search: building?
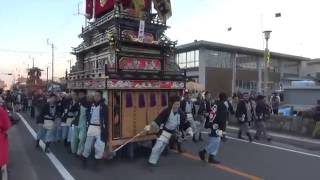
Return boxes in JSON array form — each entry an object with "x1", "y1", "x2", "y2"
[
  {"x1": 0, "y1": 79, "x2": 6, "y2": 89},
  {"x1": 301, "y1": 58, "x2": 320, "y2": 81},
  {"x1": 284, "y1": 86, "x2": 320, "y2": 106},
  {"x1": 176, "y1": 40, "x2": 310, "y2": 96},
  {"x1": 17, "y1": 76, "x2": 27, "y2": 84}
]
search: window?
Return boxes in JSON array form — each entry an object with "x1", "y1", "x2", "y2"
[
  {"x1": 195, "y1": 50, "x2": 199, "y2": 61},
  {"x1": 236, "y1": 55, "x2": 258, "y2": 69},
  {"x1": 139, "y1": 94, "x2": 145, "y2": 108},
  {"x1": 176, "y1": 54, "x2": 179, "y2": 64},
  {"x1": 177, "y1": 50, "x2": 200, "y2": 68},
  {"x1": 161, "y1": 93, "x2": 167, "y2": 106},
  {"x1": 178, "y1": 53, "x2": 187, "y2": 68},
  {"x1": 126, "y1": 93, "x2": 133, "y2": 108},
  {"x1": 195, "y1": 61, "x2": 199, "y2": 67},
  {"x1": 179, "y1": 63, "x2": 186, "y2": 68},
  {"x1": 187, "y1": 51, "x2": 194, "y2": 62},
  {"x1": 150, "y1": 93, "x2": 157, "y2": 107},
  {"x1": 187, "y1": 62, "x2": 195, "y2": 68}
]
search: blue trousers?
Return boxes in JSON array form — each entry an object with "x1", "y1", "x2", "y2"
[
  {"x1": 205, "y1": 136, "x2": 221, "y2": 156},
  {"x1": 57, "y1": 125, "x2": 73, "y2": 142},
  {"x1": 37, "y1": 126, "x2": 55, "y2": 143}
]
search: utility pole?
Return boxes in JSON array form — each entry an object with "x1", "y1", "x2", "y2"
[
  {"x1": 47, "y1": 39, "x2": 55, "y2": 82},
  {"x1": 73, "y1": 1, "x2": 88, "y2": 27},
  {"x1": 28, "y1": 56, "x2": 35, "y2": 68},
  {"x1": 263, "y1": 30, "x2": 272, "y2": 96},
  {"x1": 46, "y1": 66, "x2": 49, "y2": 84},
  {"x1": 231, "y1": 53, "x2": 237, "y2": 96},
  {"x1": 68, "y1": 59, "x2": 72, "y2": 71}
]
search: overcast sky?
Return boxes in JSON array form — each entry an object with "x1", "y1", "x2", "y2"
[{"x1": 1, "y1": 0, "x2": 319, "y2": 86}]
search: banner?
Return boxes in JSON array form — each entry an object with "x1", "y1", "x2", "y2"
[
  {"x1": 87, "y1": 0, "x2": 152, "y2": 19},
  {"x1": 122, "y1": 30, "x2": 156, "y2": 44},
  {"x1": 119, "y1": 57, "x2": 161, "y2": 71},
  {"x1": 153, "y1": 0, "x2": 172, "y2": 22},
  {"x1": 95, "y1": 0, "x2": 115, "y2": 18},
  {"x1": 86, "y1": 0, "x2": 93, "y2": 18},
  {"x1": 107, "y1": 80, "x2": 185, "y2": 89},
  {"x1": 138, "y1": 20, "x2": 145, "y2": 42}
]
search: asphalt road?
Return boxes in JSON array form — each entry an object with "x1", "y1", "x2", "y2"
[{"x1": 6, "y1": 112, "x2": 320, "y2": 180}]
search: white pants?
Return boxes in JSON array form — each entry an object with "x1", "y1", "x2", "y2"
[
  {"x1": 187, "y1": 114, "x2": 200, "y2": 136},
  {"x1": 1, "y1": 165, "x2": 8, "y2": 180},
  {"x1": 148, "y1": 139, "x2": 167, "y2": 165},
  {"x1": 82, "y1": 134, "x2": 105, "y2": 159},
  {"x1": 148, "y1": 131, "x2": 171, "y2": 165}
]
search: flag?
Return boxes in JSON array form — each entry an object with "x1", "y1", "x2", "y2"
[
  {"x1": 153, "y1": 0, "x2": 172, "y2": 23},
  {"x1": 86, "y1": 0, "x2": 93, "y2": 19},
  {"x1": 132, "y1": 0, "x2": 146, "y2": 17},
  {"x1": 265, "y1": 50, "x2": 271, "y2": 64},
  {"x1": 267, "y1": 51, "x2": 271, "y2": 64},
  {"x1": 129, "y1": 0, "x2": 151, "y2": 17},
  {"x1": 95, "y1": 0, "x2": 116, "y2": 18}
]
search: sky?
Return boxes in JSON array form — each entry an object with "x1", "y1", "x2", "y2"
[{"x1": 1, "y1": 0, "x2": 320, "y2": 86}]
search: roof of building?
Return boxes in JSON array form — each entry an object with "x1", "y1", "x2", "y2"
[
  {"x1": 284, "y1": 86, "x2": 320, "y2": 90},
  {"x1": 308, "y1": 58, "x2": 320, "y2": 65},
  {"x1": 177, "y1": 40, "x2": 311, "y2": 61}
]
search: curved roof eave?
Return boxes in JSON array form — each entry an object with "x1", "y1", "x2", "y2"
[{"x1": 177, "y1": 40, "x2": 311, "y2": 62}]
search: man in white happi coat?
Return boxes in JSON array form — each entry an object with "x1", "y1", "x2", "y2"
[{"x1": 144, "y1": 96, "x2": 193, "y2": 166}]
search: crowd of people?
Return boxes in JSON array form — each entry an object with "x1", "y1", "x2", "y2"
[
  {"x1": 29, "y1": 89, "x2": 108, "y2": 168},
  {"x1": 158, "y1": 90, "x2": 274, "y2": 165},
  {"x1": 0, "y1": 87, "x2": 277, "y2": 177}
]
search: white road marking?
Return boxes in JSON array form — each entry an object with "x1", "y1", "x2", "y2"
[
  {"x1": 202, "y1": 131, "x2": 320, "y2": 159},
  {"x1": 227, "y1": 126, "x2": 320, "y2": 145},
  {"x1": 227, "y1": 136, "x2": 320, "y2": 159},
  {"x1": 17, "y1": 113, "x2": 75, "y2": 180}
]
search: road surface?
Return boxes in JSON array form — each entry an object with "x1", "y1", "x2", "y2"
[{"x1": 6, "y1": 112, "x2": 320, "y2": 180}]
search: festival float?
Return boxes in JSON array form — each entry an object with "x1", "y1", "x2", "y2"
[
  {"x1": 26, "y1": 67, "x2": 46, "y2": 93},
  {"x1": 68, "y1": 0, "x2": 185, "y2": 153}
]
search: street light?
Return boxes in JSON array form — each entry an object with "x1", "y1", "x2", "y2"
[
  {"x1": 47, "y1": 39, "x2": 55, "y2": 82},
  {"x1": 263, "y1": 30, "x2": 272, "y2": 96},
  {"x1": 263, "y1": 30, "x2": 272, "y2": 42}
]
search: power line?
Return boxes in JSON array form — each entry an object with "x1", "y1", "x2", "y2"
[{"x1": 0, "y1": 48, "x2": 70, "y2": 54}]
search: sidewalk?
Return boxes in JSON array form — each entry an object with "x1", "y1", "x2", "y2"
[{"x1": 227, "y1": 126, "x2": 320, "y2": 145}]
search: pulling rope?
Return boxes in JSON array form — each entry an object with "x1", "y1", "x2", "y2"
[{"x1": 112, "y1": 130, "x2": 147, "y2": 154}]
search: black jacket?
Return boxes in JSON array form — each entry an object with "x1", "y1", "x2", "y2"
[
  {"x1": 198, "y1": 100, "x2": 212, "y2": 116},
  {"x1": 205, "y1": 100, "x2": 228, "y2": 137},
  {"x1": 61, "y1": 101, "x2": 80, "y2": 123},
  {"x1": 33, "y1": 94, "x2": 46, "y2": 108},
  {"x1": 37, "y1": 103, "x2": 58, "y2": 124},
  {"x1": 153, "y1": 107, "x2": 191, "y2": 134},
  {"x1": 236, "y1": 100, "x2": 254, "y2": 123},
  {"x1": 86, "y1": 100, "x2": 108, "y2": 142},
  {"x1": 255, "y1": 100, "x2": 269, "y2": 121},
  {"x1": 180, "y1": 99, "x2": 196, "y2": 115}
]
